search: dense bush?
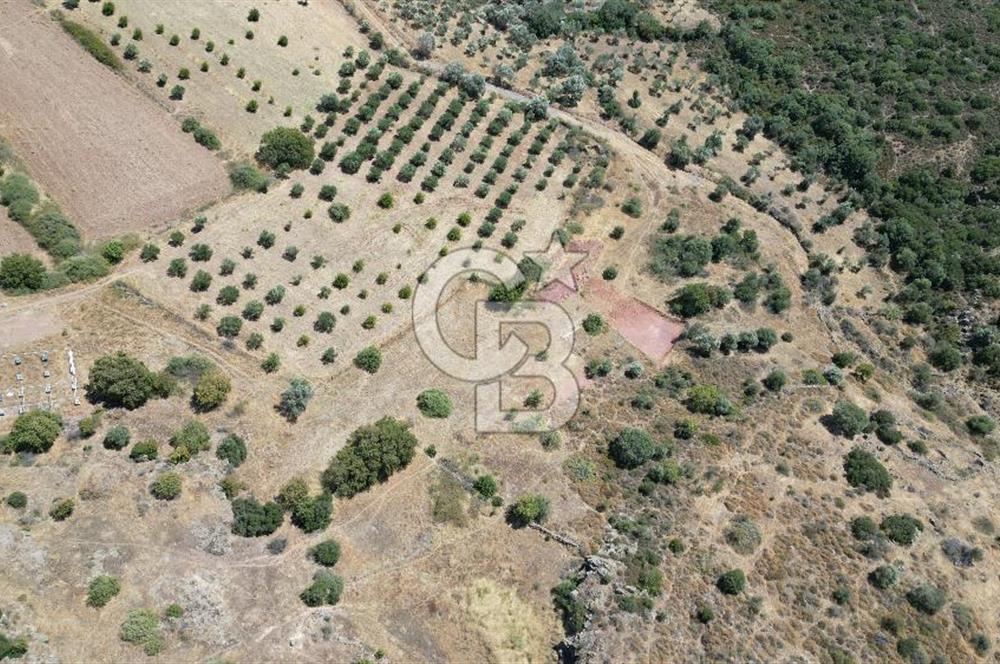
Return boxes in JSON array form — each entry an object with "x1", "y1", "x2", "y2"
[
  {"x1": 277, "y1": 379, "x2": 313, "y2": 422},
  {"x1": 85, "y1": 574, "x2": 121, "y2": 608},
  {"x1": 6, "y1": 492, "x2": 27, "y2": 509},
  {"x1": 311, "y1": 539, "x2": 341, "y2": 566},
  {"x1": 129, "y1": 440, "x2": 158, "y2": 462},
  {"x1": 670, "y1": 283, "x2": 731, "y2": 317},
  {"x1": 608, "y1": 427, "x2": 656, "y2": 469},
  {"x1": 826, "y1": 400, "x2": 869, "y2": 437},
  {"x1": 906, "y1": 584, "x2": 946, "y2": 615},
  {"x1": 686, "y1": 384, "x2": 731, "y2": 415},
  {"x1": 300, "y1": 570, "x2": 343, "y2": 606},
  {"x1": 881, "y1": 514, "x2": 923, "y2": 546},
  {"x1": 192, "y1": 371, "x2": 231, "y2": 411},
  {"x1": 150, "y1": 472, "x2": 182, "y2": 500},
  {"x1": 229, "y1": 162, "x2": 268, "y2": 192},
  {"x1": 716, "y1": 569, "x2": 746, "y2": 595},
  {"x1": 85, "y1": 353, "x2": 158, "y2": 410},
  {"x1": 169, "y1": 419, "x2": 211, "y2": 455},
  {"x1": 868, "y1": 564, "x2": 899, "y2": 589},
  {"x1": 102, "y1": 425, "x2": 130, "y2": 451},
  {"x1": 119, "y1": 608, "x2": 163, "y2": 655},
  {"x1": 256, "y1": 127, "x2": 315, "y2": 170},
  {"x1": 506, "y1": 493, "x2": 550, "y2": 528},
  {"x1": 60, "y1": 18, "x2": 122, "y2": 70},
  {"x1": 416, "y1": 389, "x2": 453, "y2": 418},
  {"x1": 7, "y1": 410, "x2": 62, "y2": 453},
  {"x1": 291, "y1": 493, "x2": 333, "y2": 533},
  {"x1": 0, "y1": 254, "x2": 46, "y2": 292},
  {"x1": 354, "y1": 346, "x2": 382, "y2": 373},
  {"x1": 216, "y1": 433, "x2": 246, "y2": 467},
  {"x1": 843, "y1": 448, "x2": 892, "y2": 496},
  {"x1": 321, "y1": 417, "x2": 418, "y2": 498},
  {"x1": 231, "y1": 497, "x2": 283, "y2": 536},
  {"x1": 49, "y1": 498, "x2": 74, "y2": 521}
]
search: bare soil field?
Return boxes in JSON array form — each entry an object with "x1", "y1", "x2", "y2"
[
  {"x1": 0, "y1": 208, "x2": 40, "y2": 258},
  {"x1": 0, "y1": 1, "x2": 229, "y2": 240}
]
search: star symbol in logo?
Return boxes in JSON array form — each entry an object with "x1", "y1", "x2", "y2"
[{"x1": 523, "y1": 233, "x2": 589, "y2": 293}]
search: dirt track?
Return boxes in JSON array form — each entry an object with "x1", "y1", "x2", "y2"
[{"x1": 0, "y1": 1, "x2": 229, "y2": 241}]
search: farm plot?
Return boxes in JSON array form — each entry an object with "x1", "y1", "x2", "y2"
[
  {"x1": 0, "y1": 2, "x2": 228, "y2": 240},
  {"x1": 69, "y1": 0, "x2": 370, "y2": 156}
]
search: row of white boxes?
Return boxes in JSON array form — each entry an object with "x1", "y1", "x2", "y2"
[{"x1": 0, "y1": 349, "x2": 77, "y2": 418}]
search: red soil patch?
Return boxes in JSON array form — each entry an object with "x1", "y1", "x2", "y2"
[
  {"x1": 539, "y1": 240, "x2": 685, "y2": 365},
  {"x1": 0, "y1": 4, "x2": 229, "y2": 240}
]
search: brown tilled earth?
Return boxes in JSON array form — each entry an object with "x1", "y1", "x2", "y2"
[{"x1": 0, "y1": 1, "x2": 229, "y2": 241}]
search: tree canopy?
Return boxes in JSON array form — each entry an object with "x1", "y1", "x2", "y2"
[{"x1": 321, "y1": 417, "x2": 418, "y2": 498}]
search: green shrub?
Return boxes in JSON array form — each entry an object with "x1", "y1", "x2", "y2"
[
  {"x1": 216, "y1": 315, "x2": 242, "y2": 338},
  {"x1": 850, "y1": 516, "x2": 878, "y2": 540},
  {"x1": 328, "y1": 202, "x2": 351, "y2": 222},
  {"x1": 150, "y1": 471, "x2": 182, "y2": 500},
  {"x1": 686, "y1": 384, "x2": 731, "y2": 415},
  {"x1": 119, "y1": 608, "x2": 163, "y2": 655},
  {"x1": 0, "y1": 632, "x2": 28, "y2": 659},
  {"x1": 966, "y1": 415, "x2": 995, "y2": 436},
  {"x1": 416, "y1": 389, "x2": 453, "y2": 418},
  {"x1": 826, "y1": 400, "x2": 869, "y2": 437},
  {"x1": 278, "y1": 379, "x2": 313, "y2": 422},
  {"x1": 880, "y1": 514, "x2": 923, "y2": 546},
  {"x1": 473, "y1": 474, "x2": 498, "y2": 499},
  {"x1": 716, "y1": 569, "x2": 746, "y2": 595},
  {"x1": 49, "y1": 498, "x2": 74, "y2": 521},
  {"x1": 129, "y1": 440, "x2": 157, "y2": 462},
  {"x1": 321, "y1": 417, "x2": 418, "y2": 498},
  {"x1": 8, "y1": 410, "x2": 62, "y2": 453},
  {"x1": 87, "y1": 575, "x2": 121, "y2": 607},
  {"x1": 582, "y1": 313, "x2": 605, "y2": 335},
  {"x1": 300, "y1": 570, "x2": 343, "y2": 606},
  {"x1": 868, "y1": 564, "x2": 899, "y2": 589},
  {"x1": 0, "y1": 254, "x2": 47, "y2": 292},
  {"x1": 506, "y1": 493, "x2": 550, "y2": 527},
  {"x1": 231, "y1": 497, "x2": 283, "y2": 536},
  {"x1": 169, "y1": 420, "x2": 210, "y2": 454},
  {"x1": 608, "y1": 427, "x2": 656, "y2": 469},
  {"x1": 761, "y1": 370, "x2": 787, "y2": 392},
  {"x1": 102, "y1": 425, "x2": 130, "y2": 451},
  {"x1": 670, "y1": 283, "x2": 730, "y2": 317},
  {"x1": 6, "y1": 491, "x2": 27, "y2": 509},
  {"x1": 311, "y1": 539, "x2": 341, "y2": 566},
  {"x1": 192, "y1": 371, "x2": 231, "y2": 411},
  {"x1": 843, "y1": 448, "x2": 892, "y2": 496},
  {"x1": 229, "y1": 161, "x2": 268, "y2": 191},
  {"x1": 216, "y1": 433, "x2": 246, "y2": 467},
  {"x1": 291, "y1": 493, "x2": 333, "y2": 532},
  {"x1": 724, "y1": 515, "x2": 762, "y2": 554},
  {"x1": 354, "y1": 346, "x2": 382, "y2": 373},
  {"x1": 85, "y1": 352, "x2": 157, "y2": 410},
  {"x1": 906, "y1": 584, "x2": 946, "y2": 615},
  {"x1": 256, "y1": 127, "x2": 315, "y2": 170}
]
